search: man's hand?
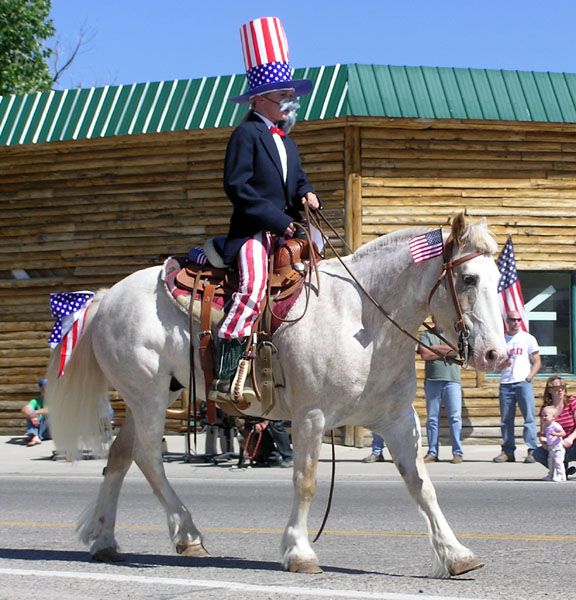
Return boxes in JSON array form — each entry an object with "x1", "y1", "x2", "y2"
[
  {"x1": 301, "y1": 191, "x2": 320, "y2": 210},
  {"x1": 284, "y1": 222, "x2": 296, "y2": 238}
]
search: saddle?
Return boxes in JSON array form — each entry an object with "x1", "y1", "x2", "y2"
[
  {"x1": 173, "y1": 235, "x2": 321, "y2": 420},
  {"x1": 175, "y1": 236, "x2": 318, "y2": 298}
]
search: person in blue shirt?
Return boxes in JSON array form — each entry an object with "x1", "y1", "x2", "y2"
[{"x1": 22, "y1": 378, "x2": 50, "y2": 446}]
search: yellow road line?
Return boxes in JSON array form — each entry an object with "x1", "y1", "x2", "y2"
[{"x1": 1, "y1": 521, "x2": 575, "y2": 542}]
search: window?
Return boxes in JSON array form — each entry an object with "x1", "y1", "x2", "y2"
[{"x1": 521, "y1": 272, "x2": 573, "y2": 374}]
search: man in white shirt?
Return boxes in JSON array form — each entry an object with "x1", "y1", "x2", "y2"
[{"x1": 493, "y1": 310, "x2": 541, "y2": 463}]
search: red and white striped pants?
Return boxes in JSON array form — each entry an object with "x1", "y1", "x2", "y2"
[{"x1": 218, "y1": 231, "x2": 273, "y2": 340}]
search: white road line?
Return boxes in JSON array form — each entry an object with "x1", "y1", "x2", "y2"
[{"x1": 0, "y1": 567, "x2": 485, "y2": 600}]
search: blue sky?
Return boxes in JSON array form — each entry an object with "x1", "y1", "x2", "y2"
[{"x1": 50, "y1": 1, "x2": 575, "y2": 90}]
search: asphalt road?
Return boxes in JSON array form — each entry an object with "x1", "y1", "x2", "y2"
[{"x1": 0, "y1": 437, "x2": 572, "y2": 599}]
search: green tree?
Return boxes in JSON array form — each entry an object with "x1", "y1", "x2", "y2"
[{"x1": 0, "y1": 0, "x2": 55, "y2": 95}]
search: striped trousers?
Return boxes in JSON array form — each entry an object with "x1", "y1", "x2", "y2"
[{"x1": 218, "y1": 231, "x2": 273, "y2": 340}]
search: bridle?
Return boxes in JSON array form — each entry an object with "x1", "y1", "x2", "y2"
[{"x1": 426, "y1": 235, "x2": 484, "y2": 366}]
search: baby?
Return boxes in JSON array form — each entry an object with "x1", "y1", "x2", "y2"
[{"x1": 540, "y1": 405, "x2": 566, "y2": 482}]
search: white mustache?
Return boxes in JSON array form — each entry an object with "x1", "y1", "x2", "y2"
[{"x1": 279, "y1": 100, "x2": 300, "y2": 134}]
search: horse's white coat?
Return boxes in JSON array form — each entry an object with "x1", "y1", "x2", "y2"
[{"x1": 45, "y1": 216, "x2": 506, "y2": 577}]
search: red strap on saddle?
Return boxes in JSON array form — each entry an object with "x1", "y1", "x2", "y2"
[{"x1": 199, "y1": 282, "x2": 217, "y2": 425}]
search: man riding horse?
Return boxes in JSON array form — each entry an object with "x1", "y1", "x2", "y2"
[{"x1": 211, "y1": 16, "x2": 321, "y2": 396}]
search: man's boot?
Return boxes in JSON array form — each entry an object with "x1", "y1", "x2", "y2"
[{"x1": 211, "y1": 337, "x2": 246, "y2": 395}]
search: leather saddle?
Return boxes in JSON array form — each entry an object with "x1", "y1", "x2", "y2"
[
  {"x1": 172, "y1": 234, "x2": 321, "y2": 422},
  {"x1": 174, "y1": 235, "x2": 320, "y2": 302}
]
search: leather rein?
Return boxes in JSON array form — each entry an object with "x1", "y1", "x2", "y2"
[{"x1": 308, "y1": 207, "x2": 485, "y2": 367}]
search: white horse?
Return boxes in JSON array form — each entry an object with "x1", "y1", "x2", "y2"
[{"x1": 45, "y1": 213, "x2": 506, "y2": 577}]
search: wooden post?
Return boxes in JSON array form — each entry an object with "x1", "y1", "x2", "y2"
[
  {"x1": 344, "y1": 124, "x2": 362, "y2": 250},
  {"x1": 354, "y1": 426, "x2": 367, "y2": 448},
  {"x1": 344, "y1": 125, "x2": 366, "y2": 447},
  {"x1": 343, "y1": 425, "x2": 355, "y2": 446}
]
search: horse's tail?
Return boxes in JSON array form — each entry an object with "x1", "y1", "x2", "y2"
[{"x1": 44, "y1": 289, "x2": 111, "y2": 460}]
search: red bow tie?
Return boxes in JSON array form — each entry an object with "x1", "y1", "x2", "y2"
[{"x1": 269, "y1": 126, "x2": 285, "y2": 137}]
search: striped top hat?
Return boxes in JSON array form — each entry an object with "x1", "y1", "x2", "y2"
[{"x1": 230, "y1": 16, "x2": 313, "y2": 103}]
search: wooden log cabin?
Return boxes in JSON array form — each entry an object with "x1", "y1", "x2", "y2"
[{"x1": 1, "y1": 63, "x2": 575, "y2": 446}]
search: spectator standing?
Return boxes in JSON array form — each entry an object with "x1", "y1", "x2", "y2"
[
  {"x1": 362, "y1": 433, "x2": 386, "y2": 463},
  {"x1": 418, "y1": 331, "x2": 464, "y2": 464},
  {"x1": 22, "y1": 378, "x2": 49, "y2": 446},
  {"x1": 533, "y1": 375, "x2": 576, "y2": 477},
  {"x1": 539, "y1": 405, "x2": 566, "y2": 481},
  {"x1": 493, "y1": 310, "x2": 541, "y2": 463}
]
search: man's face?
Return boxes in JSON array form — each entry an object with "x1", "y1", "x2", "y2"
[
  {"x1": 506, "y1": 313, "x2": 522, "y2": 334},
  {"x1": 254, "y1": 90, "x2": 295, "y2": 122}
]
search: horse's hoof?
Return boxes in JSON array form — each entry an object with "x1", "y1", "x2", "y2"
[
  {"x1": 92, "y1": 547, "x2": 124, "y2": 562},
  {"x1": 285, "y1": 558, "x2": 323, "y2": 574},
  {"x1": 177, "y1": 542, "x2": 210, "y2": 558},
  {"x1": 449, "y1": 558, "x2": 484, "y2": 576}
]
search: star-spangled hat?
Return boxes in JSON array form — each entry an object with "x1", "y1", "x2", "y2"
[{"x1": 230, "y1": 16, "x2": 313, "y2": 104}]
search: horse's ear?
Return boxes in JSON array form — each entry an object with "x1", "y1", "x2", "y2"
[{"x1": 450, "y1": 212, "x2": 467, "y2": 245}]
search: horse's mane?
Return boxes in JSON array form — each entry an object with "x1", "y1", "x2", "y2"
[
  {"x1": 350, "y1": 226, "x2": 424, "y2": 263},
  {"x1": 350, "y1": 218, "x2": 497, "y2": 263}
]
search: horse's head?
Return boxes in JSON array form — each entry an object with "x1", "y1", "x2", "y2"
[{"x1": 429, "y1": 213, "x2": 507, "y2": 372}]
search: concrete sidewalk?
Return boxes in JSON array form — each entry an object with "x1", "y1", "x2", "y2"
[{"x1": 0, "y1": 433, "x2": 550, "y2": 482}]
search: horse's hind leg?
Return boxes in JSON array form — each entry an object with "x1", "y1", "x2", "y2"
[
  {"x1": 383, "y1": 408, "x2": 483, "y2": 578},
  {"x1": 130, "y1": 403, "x2": 207, "y2": 557},
  {"x1": 281, "y1": 409, "x2": 324, "y2": 574},
  {"x1": 78, "y1": 411, "x2": 136, "y2": 561}
]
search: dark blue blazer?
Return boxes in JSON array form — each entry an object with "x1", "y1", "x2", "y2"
[{"x1": 222, "y1": 112, "x2": 314, "y2": 264}]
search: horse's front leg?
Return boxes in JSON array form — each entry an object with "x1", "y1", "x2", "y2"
[
  {"x1": 281, "y1": 409, "x2": 324, "y2": 574},
  {"x1": 383, "y1": 408, "x2": 483, "y2": 578}
]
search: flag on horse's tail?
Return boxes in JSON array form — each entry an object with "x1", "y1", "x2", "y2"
[
  {"x1": 48, "y1": 291, "x2": 95, "y2": 377},
  {"x1": 496, "y1": 236, "x2": 528, "y2": 331},
  {"x1": 409, "y1": 229, "x2": 444, "y2": 263}
]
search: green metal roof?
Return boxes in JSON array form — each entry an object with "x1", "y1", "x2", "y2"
[{"x1": 2, "y1": 63, "x2": 576, "y2": 147}]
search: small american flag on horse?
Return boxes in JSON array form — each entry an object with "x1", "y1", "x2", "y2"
[
  {"x1": 48, "y1": 291, "x2": 95, "y2": 377},
  {"x1": 496, "y1": 236, "x2": 528, "y2": 331},
  {"x1": 409, "y1": 229, "x2": 444, "y2": 263}
]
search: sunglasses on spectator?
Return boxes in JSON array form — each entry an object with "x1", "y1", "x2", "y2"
[
  {"x1": 549, "y1": 385, "x2": 566, "y2": 391},
  {"x1": 507, "y1": 317, "x2": 522, "y2": 322}
]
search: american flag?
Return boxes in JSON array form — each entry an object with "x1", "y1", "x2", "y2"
[
  {"x1": 409, "y1": 229, "x2": 444, "y2": 263},
  {"x1": 48, "y1": 291, "x2": 95, "y2": 377},
  {"x1": 496, "y1": 237, "x2": 528, "y2": 331}
]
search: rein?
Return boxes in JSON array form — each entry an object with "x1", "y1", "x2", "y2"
[{"x1": 308, "y1": 210, "x2": 473, "y2": 365}]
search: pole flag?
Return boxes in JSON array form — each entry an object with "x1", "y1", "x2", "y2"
[{"x1": 496, "y1": 236, "x2": 528, "y2": 331}]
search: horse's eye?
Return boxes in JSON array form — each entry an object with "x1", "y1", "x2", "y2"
[{"x1": 462, "y1": 274, "x2": 477, "y2": 286}]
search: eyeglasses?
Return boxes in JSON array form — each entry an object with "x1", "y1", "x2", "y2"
[
  {"x1": 507, "y1": 318, "x2": 522, "y2": 322},
  {"x1": 549, "y1": 386, "x2": 566, "y2": 392}
]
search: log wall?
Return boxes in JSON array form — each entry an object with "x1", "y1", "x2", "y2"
[
  {"x1": 0, "y1": 123, "x2": 345, "y2": 435},
  {"x1": 352, "y1": 119, "x2": 576, "y2": 447},
  {"x1": 2, "y1": 116, "x2": 575, "y2": 446}
]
